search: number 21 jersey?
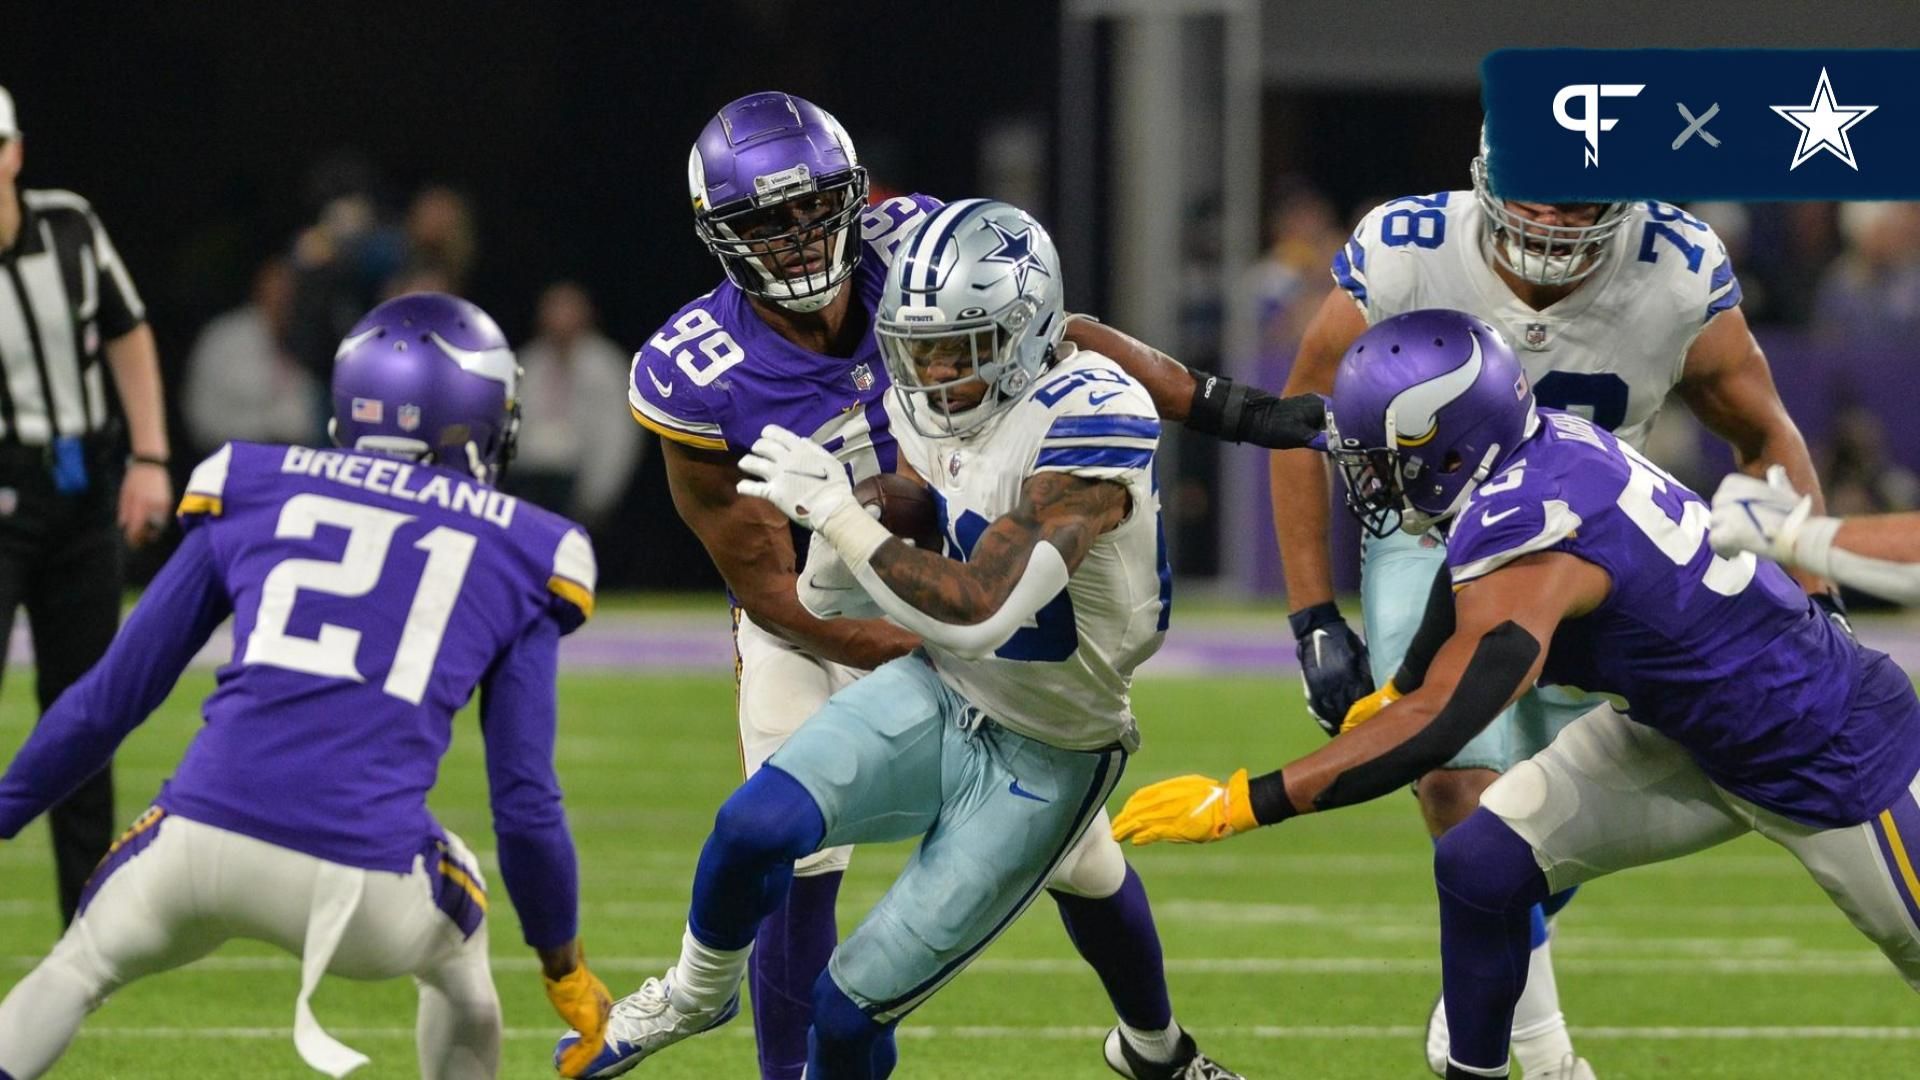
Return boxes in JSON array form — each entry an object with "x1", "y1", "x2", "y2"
[{"x1": 160, "y1": 441, "x2": 596, "y2": 871}]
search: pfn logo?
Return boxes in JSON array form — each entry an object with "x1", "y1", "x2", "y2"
[{"x1": 1553, "y1": 83, "x2": 1645, "y2": 167}]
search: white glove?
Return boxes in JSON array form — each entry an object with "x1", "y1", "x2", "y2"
[
  {"x1": 737, "y1": 425, "x2": 856, "y2": 531},
  {"x1": 1708, "y1": 465, "x2": 1812, "y2": 564}
]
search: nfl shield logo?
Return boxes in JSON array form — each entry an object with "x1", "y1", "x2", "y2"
[
  {"x1": 948, "y1": 451, "x2": 964, "y2": 479},
  {"x1": 351, "y1": 397, "x2": 384, "y2": 423},
  {"x1": 850, "y1": 363, "x2": 875, "y2": 392},
  {"x1": 397, "y1": 404, "x2": 422, "y2": 432},
  {"x1": 1523, "y1": 322, "x2": 1550, "y2": 350}
]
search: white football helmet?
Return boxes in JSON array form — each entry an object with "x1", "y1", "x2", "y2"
[
  {"x1": 1470, "y1": 125, "x2": 1631, "y2": 287},
  {"x1": 876, "y1": 199, "x2": 1066, "y2": 438}
]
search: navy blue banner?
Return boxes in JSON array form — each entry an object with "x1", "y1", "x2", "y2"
[{"x1": 1482, "y1": 49, "x2": 1919, "y2": 201}]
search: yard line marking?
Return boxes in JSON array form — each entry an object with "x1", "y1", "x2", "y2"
[
  {"x1": 73, "y1": 1024, "x2": 1920, "y2": 1041},
  {"x1": 10, "y1": 954, "x2": 1898, "y2": 976}
]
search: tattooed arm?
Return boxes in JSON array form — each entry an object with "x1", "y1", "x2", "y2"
[
  {"x1": 736, "y1": 424, "x2": 1128, "y2": 658},
  {"x1": 867, "y1": 472, "x2": 1130, "y2": 625}
]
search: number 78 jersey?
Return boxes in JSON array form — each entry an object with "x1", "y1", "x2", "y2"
[{"x1": 1332, "y1": 193, "x2": 1742, "y2": 450}]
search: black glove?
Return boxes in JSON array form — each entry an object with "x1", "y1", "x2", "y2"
[
  {"x1": 1289, "y1": 602, "x2": 1373, "y2": 737},
  {"x1": 1186, "y1": 372, "x2": 1326, "y2": 451},
  {"x1": 1812, "y1": 591, "x2": 1855, "y2": 640}
]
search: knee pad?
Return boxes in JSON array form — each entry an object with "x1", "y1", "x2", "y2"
[
  {"x1": 1046, "y1": 817, "x2": 1127, "y2": 899},
  {"x1": 711, "y1": 767, "x2": 827, "y2": 864},
  {"x1": 1434, "y1": 808, "x2": 1550, "y2": 915}
]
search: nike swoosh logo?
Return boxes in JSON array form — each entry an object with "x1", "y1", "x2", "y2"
[
  {"x1": 1088, "y1": 391, "x2": 1123, "y2": 406},
  {"x1": 1481, "y1": 507, "x2": 1520, "y2": 527},
  {"x1": 1008, "y1": 779, "x2": 1049, "y2": 803},
  {"x1": 1190, "y1": 787, "x2": 1225, "y2": 819},
  {"x1": 646, "y1": 366, "x2": 674, "y2": 399}
]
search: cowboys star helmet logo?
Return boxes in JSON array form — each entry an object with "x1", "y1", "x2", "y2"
[{"x1": 979, "y1": 218, "x2": 1052, "y2": 294}]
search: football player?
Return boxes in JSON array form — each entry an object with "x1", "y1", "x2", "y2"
[
  {"x1": 564, "y1": 199, "x2": 1238, "y2": 1080},
  {"x1": 1710, "y1": 466, "x2": 1920, "y2": 604},
  {"x1": 1116, "y1": 309, "x2": 1920, "y2": 1080},
  {"x1": 614, "y1": 91, "x2": 1289, "y2": 1080},
  {"x1": 1265, "y1": 132, "x2": 1830, "y2": 1075},
  {"x1": 0, "y1": 293, "x2": 613, "y2": 1079}
]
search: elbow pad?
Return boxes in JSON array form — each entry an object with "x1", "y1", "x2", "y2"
[
  {"x1": 851, "y1": 541, "x2": 1071, "y2": 660},
  {"x1": 797, "y1": 537, "x2": 883, "y2": 620},
  {"x1": 1315, "y1": 621, "x2": 1540, "y2": 812}
]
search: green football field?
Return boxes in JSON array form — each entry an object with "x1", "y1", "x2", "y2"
[{"x1": 2, "y1": 670, "x2": 1916, "y2": 1078}]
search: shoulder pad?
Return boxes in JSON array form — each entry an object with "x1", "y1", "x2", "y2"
[
  {"x1": 1448, "y1": 455, "x2": 1581, "y2": 584},
  {"x1": 177, "y1": 443, "x2": 235, "y2": 525},
  {"x1": 861, "y1": 194, "x2": 944, "y2": 268},
  {"x1": 546, "y1": 528, "x2": 598, "y2": 632},
  {"x1": 631, "y1": 302, "x2": 735, "y2": 451},
  {"x1": 1029, "y1": 354, "x2": 1159, "y2": 480}
]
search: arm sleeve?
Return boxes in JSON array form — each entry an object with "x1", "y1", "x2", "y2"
[
  {"x1": 479, "y1": 614, "x2": 580, "y2": 949},
  {"x1": 0, "y1": 527, "x2": 230, "y2": 837},
  {"x1": 88, "y1": 206, "x2": 147, "y2": 338},
  {"x1": 1391, "y1": 562, "x2": 1458, "y2": 692}
]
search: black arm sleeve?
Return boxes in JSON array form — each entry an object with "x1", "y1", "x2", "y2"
[
  {"x1": 1185, "y1": 372, "x2": 1326, "y2": 450},
  {"x1": 1391, "y1": 563, "x2": 1459, "y2": 692},
  {"x1": 1312, "y1": 621, "x2": 1541, "y2": 813}
]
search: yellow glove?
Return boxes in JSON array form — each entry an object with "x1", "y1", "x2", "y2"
[
  {"x1": 1340, "y1": 679, "x2": 1403, "y2": 734},
  {"x1": 546, "y1": 952, "x2": 614, "y2": 1078},
  {"x1": 1111, "y1": 768, "x2": 1259, "y2": 845}
]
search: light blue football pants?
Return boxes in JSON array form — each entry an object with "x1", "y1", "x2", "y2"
[{"x1": 766, "y1": 653, "x2": 1125, "y2": 1023}]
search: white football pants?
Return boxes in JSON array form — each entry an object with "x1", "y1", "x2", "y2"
[
  {"x1": 1484, "y1": 704, "x2": 1920, "y2": 988},
  {"x1": 0, "y1": 812, "x2": 501, "y2": 1079}
]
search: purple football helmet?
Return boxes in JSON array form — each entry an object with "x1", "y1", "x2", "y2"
[
  {"x1": 688, "y1": 91, "x2": 868, "y2": 313},
  {"x1": 1326, "y1": 309, "x2": 1539, "y2": 537},
  {"x1": 330, "y1": 292, "x2": 520, "y2": 485}
]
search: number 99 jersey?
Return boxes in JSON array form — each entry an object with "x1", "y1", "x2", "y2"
[
  {"x1": 890, "y1": 348, "x2": 1173, "y2": 753},
  {"x1": 1331, "y1": 193, "x2": 1742, "y2": 451}
]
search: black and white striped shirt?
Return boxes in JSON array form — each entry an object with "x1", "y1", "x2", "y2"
[{"x1": 0, "y1": 188, "x2": 145, "y2": 446}]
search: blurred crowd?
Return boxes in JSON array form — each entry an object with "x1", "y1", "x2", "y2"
[{"x1": 181, "y1": 164, "x2": 645, "y2": 557}]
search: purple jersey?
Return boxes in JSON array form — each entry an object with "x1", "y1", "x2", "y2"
[
  {"x1": 627, "y1": 194, "x2": 942, "y2": 476},
  {"x1": 1447, "y1": 410, "x2": 1920, "y2": 828},
  {"x1": 0, "y1": 442, "x2": 596, "y2": 947}
]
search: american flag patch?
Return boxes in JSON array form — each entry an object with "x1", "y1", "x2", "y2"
[{"x1": 352, "y1": 398, "x2": 384, "y2": 423}]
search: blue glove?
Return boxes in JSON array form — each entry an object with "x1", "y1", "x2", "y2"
[{"x1": 1290, "y1": 603, "x2": 1373, "y2": 737}]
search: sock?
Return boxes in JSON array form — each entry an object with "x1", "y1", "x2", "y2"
[
  {"x1": 1434, "y1": 810, "x2": 1551, "y2": 1074},
  {"x1": 672, "y1": 924, "x2": 751, "y2": 1015},
  {"x1": 1117, "y1": 1019, "x2": 1184, "y2": 1064},
  {"x1": 750, "y1": 871, "x2": 842, "y2": 1080},
  {"x1": 1510, "y1": 938, "x2": 1575, "y2": 1077},
  {"x1": 678, "y1": 767, "x2": 827, "y2": 1015},
  {"x1": 1051, "y1": 866, "x2": 1175, "y2": 1034},
  {"x1": 809, "y1": 976, "x2": 898, "y2": 1079}
]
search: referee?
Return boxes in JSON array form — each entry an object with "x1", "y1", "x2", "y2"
[{"x1": 0, "y1": 85, "x2": 173, "y2": 926}]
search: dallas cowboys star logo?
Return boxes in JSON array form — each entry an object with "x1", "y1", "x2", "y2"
[
  {"x1": 1771, "y1": 67, "x2": 1877, "y2": 171},
  {"x1": 979, "y1": 217, "x2": 1051, "y2": 293}
]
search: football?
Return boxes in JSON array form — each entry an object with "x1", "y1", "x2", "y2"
[{"x1": 851, "y1": 472, "x2": 944, "y2": 553}]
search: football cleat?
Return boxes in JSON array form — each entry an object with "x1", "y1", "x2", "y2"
[
  {"x1": 552, "y1": 969, "x2": 739, "y2": 1078},
  {"x1": 1426, "y1": 990, "x2": 1448, "y2": 1076},
  {"x1": 1103, "y1": 1027, "x2": 1245, "y2": 1080}
]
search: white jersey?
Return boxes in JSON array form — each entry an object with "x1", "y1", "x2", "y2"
[
  {"x1": 1333, "y1": 192, "x2": 1743, "y2": 450},
  {"x1": 889, "y1": 347, "x2": 1170, "y2": 752}
]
